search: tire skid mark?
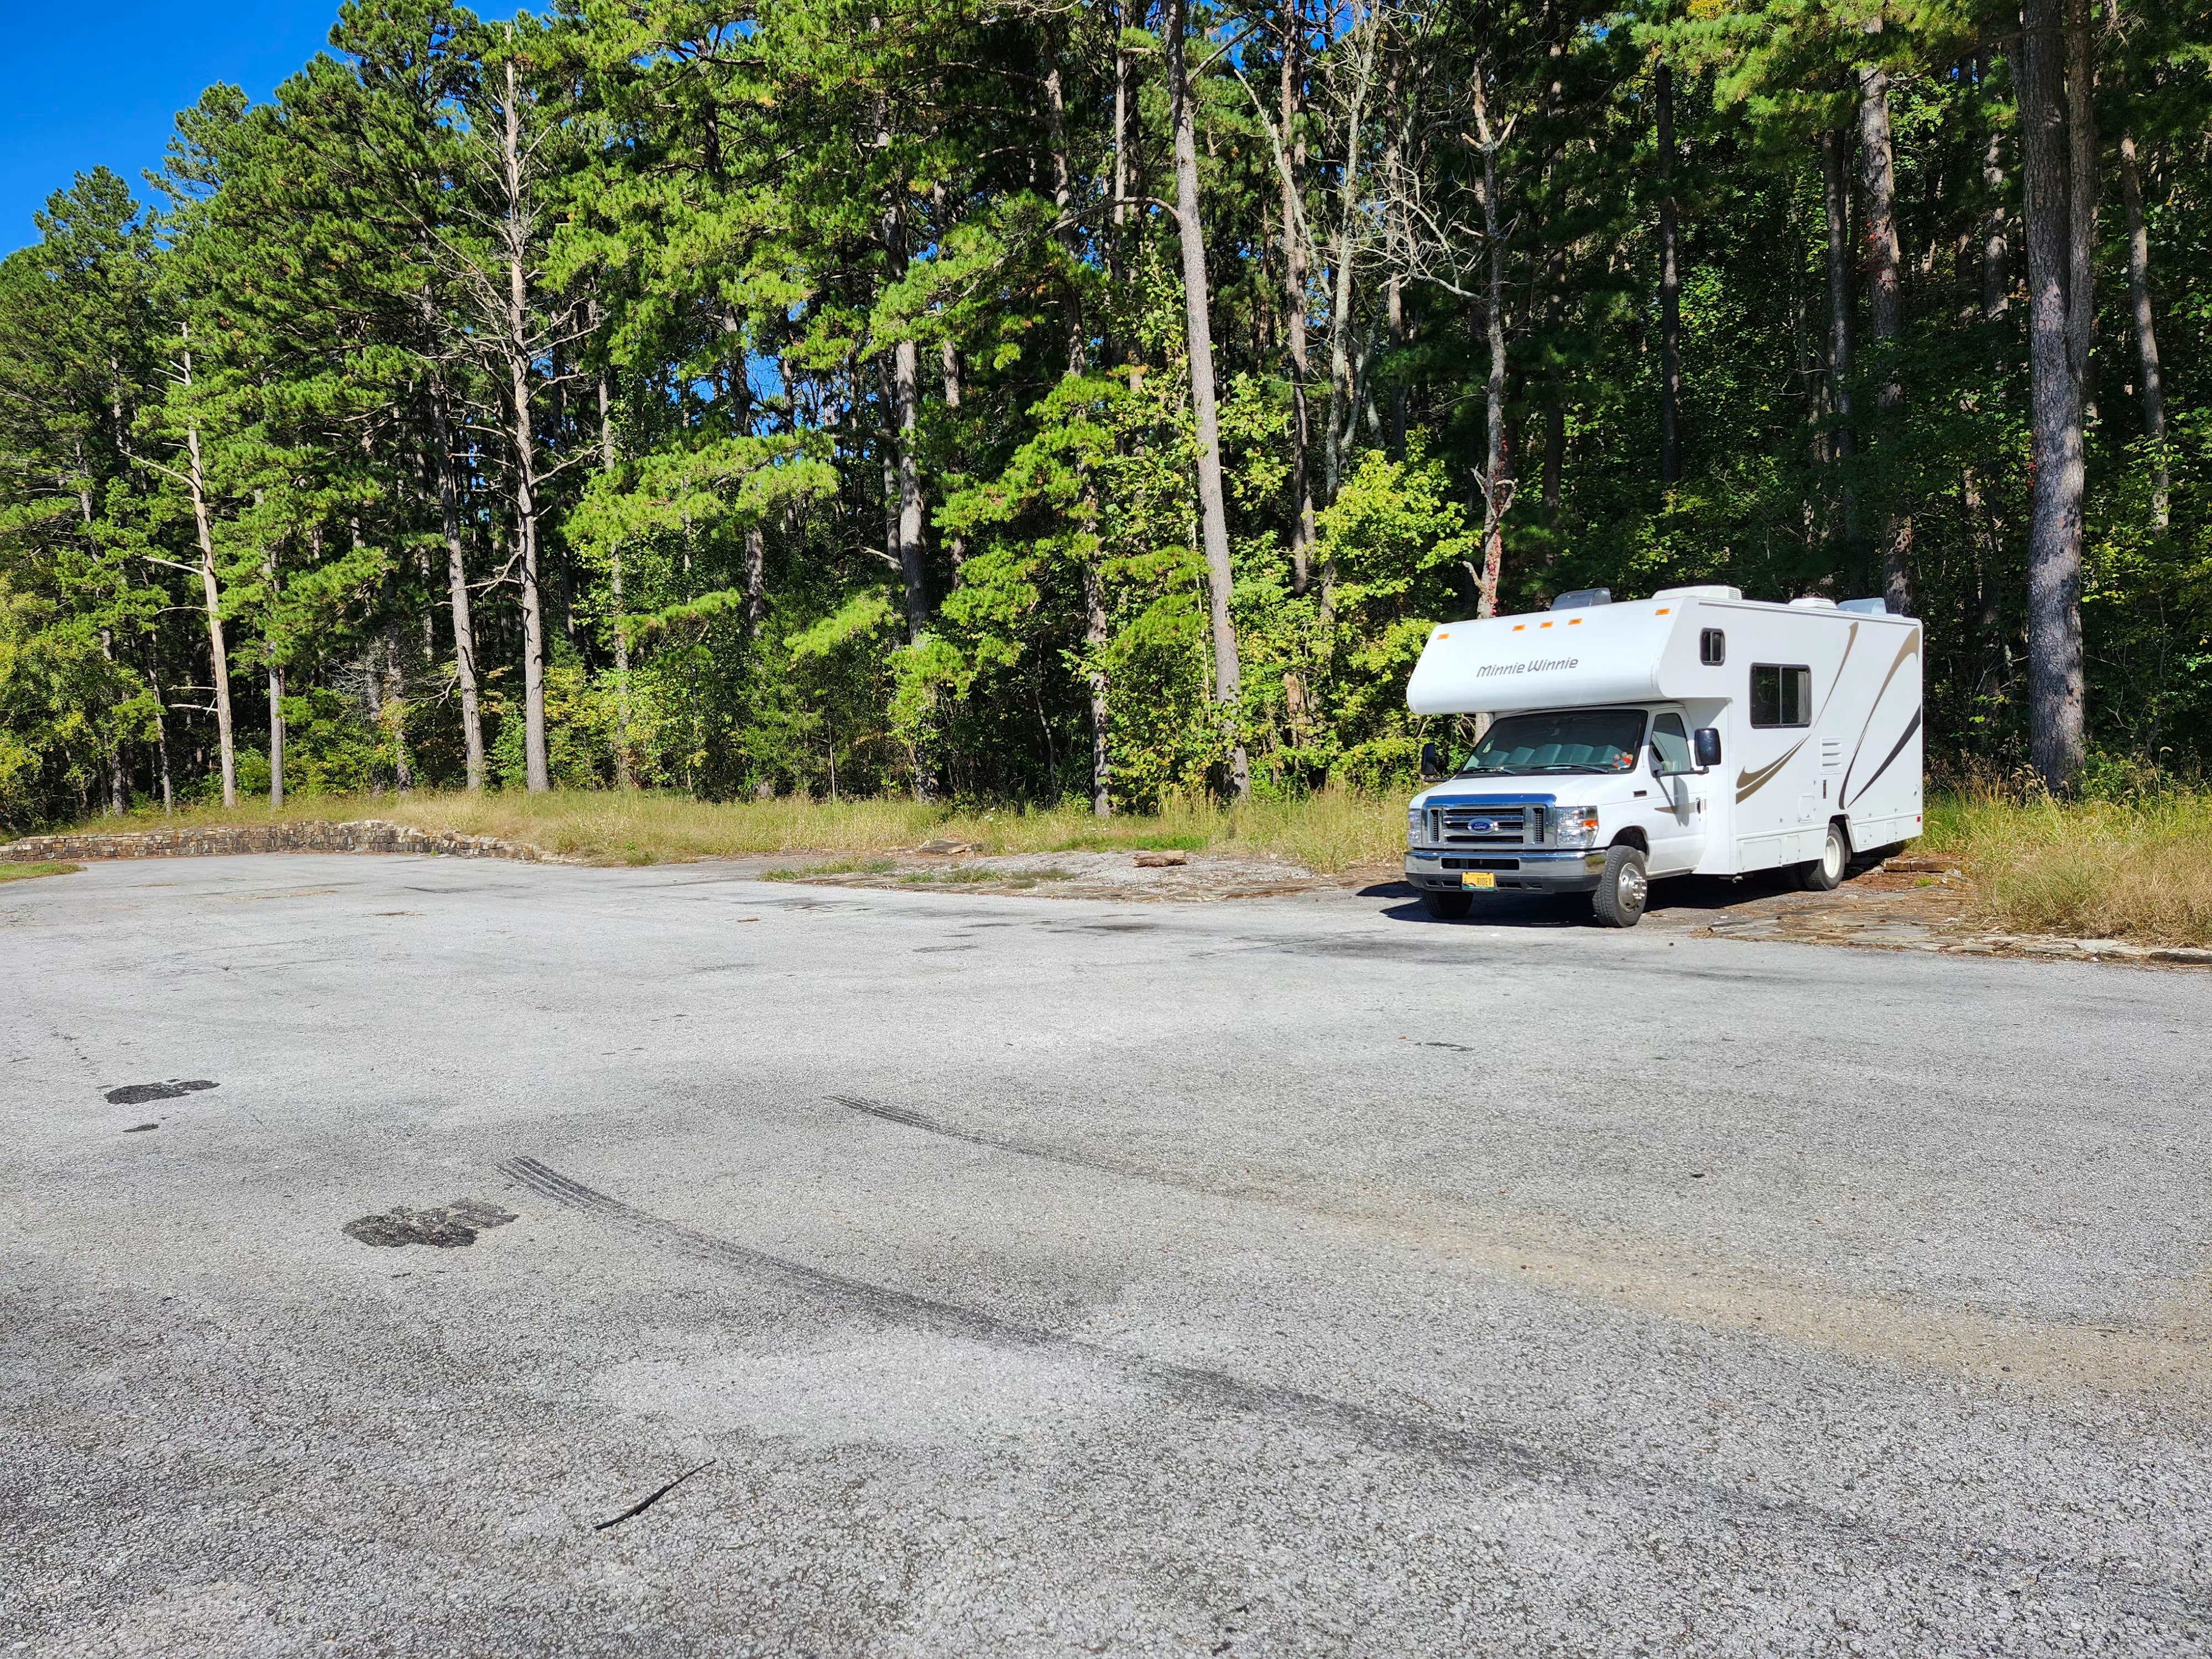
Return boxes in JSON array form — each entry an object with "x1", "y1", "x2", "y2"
[
  {"x1": 500, "y1": 1156, "x2": 1027, "y2": 1347},
  {"x1": 496, "y1": 1154, "x2": 2205, "y2": 1627},
  {"x1": 827, "y1": 1094, "x2": 1136, "y2": 1182},
  {"x1": 825, "y1": 1095, "x2": 2212, "y2": 1407}
]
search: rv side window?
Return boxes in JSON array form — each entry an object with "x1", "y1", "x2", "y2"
[
  {"x1": 1750, "y1": 664, "x2": 1812, "y2": 728},
  {"x1": 1700, "y1": 628, "x2": 1725, "y2": 666}
]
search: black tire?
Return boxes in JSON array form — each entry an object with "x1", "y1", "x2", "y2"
[
  {"x1": 1799, "y1": 820, "x2": 1849, "y2": 891},
  {"x1": 1421, "y1": 888, "x2": 1475, "y2": 920},
  {"x1": 1591, "y1": 844, "x2": 1648, "y2": 928}
]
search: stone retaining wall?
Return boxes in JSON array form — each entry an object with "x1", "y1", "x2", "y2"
[{"x1": 0, "y1": 819, "x2": 576, "y2": 865}]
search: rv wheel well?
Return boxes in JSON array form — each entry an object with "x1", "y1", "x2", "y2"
[{"x1": 1609, "y1": 827, "x2": 1650, "y2": 855}]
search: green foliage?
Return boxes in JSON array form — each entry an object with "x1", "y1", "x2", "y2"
[{"x1": 2, "y1": 0, "x2": 2209, "y2": 833}]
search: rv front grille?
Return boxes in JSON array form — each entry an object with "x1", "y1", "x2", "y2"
[{"x1": 1433, "y1": 804, "x2": 1540, "y2": 846}]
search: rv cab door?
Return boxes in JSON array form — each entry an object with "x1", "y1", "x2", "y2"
[{"x1": 1644, "y1": 711, "x2": 1707, "y2": 875}]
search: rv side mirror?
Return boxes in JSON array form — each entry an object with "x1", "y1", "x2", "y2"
[
  {"x1": 1694, "y1": 727, "x2": 1723, "y2": 769},
  {"x1": 1419, "y1": 741, "x2": 1447, "y2": 780}
]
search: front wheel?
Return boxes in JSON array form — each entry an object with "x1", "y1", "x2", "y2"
[
  {"x1": 1799, "y1": 820, "x2": 1849, "y2": 891},
  {"x1": 1591, "y1": 844, "x2": 1649, "y2": 928},
  {"x1": 1421, "y1": 888, "x2": 1475, "y2": 920}
]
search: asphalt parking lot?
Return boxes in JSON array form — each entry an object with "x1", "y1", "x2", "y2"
[{"x1": 3, "y1": 854, "x2": 2208, "y2": 1657}]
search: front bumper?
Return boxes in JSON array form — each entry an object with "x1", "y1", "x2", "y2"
[{"x1": 1404, "y1": 847, "x2": 1608, "y2": 895}]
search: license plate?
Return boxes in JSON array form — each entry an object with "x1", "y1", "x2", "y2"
[{"x1": 1462, "y1": 872, "x2": 1496, "y2": 889}]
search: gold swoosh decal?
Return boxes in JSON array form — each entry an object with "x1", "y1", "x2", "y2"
[
  {"x1": 1839, "y1": 628, "x2": 1922, "y2": 803},
  {"x1": 1735, "y1": 740, "x2": 1806, "y2": 804}
]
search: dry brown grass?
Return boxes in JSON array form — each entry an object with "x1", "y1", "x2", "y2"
[
  {"x1": 77, "y1": 786, "x2": 1410, "y2": 875},
  {"x1": 64, "y1": 782, "x2": 2212, "y2": 943},
  {"x1": 1921, "y1": 786, "x2": 2212, "y2": 946}
]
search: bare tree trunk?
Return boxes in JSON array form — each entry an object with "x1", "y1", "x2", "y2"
[
  {"x1": 1858, "y1": 64, "x2": 1910, "y2": 612},
  {"x1": 744, "y1": 524, "x2": 767, "y2": 637},
  {"x1": 1474, "y1": 70, "x2": 1512, "y2": 619},
  {"x1": 2117, "y1": 131, "x2": 2167, "y2": 528},
  {"x1": 2064, "y1": 0, "x2": 2097, "y2": 400},
  {"x1": 1656, "y1": 61, "x2": 1682, "y2": 489},
  {"x1": 1321, "y1": 24, "x2": 1374, "y2": 512},
  {"x1": 146, "y1": 659, "x2": 174, "y2": 815},
  {"x1": 596, "y1": 359, "x2": 633, "y2": 790},
  {"x1": 382, "y1": 629, "x2": 413, "y2": 790},
  {"x1": 1979, "y1": 33, "x2": 2010, "y2": 320},
  {"x1": 940, "y1": 338, "x2": 966, "y2": 577},
  {"x1": 180, "y1": 367, "x2": 236, "y2": 807},
  {"x1": 499, "y1": 61, "x2": 549, "y2": 794},
  {"x1": 876, "y1": 93, "x2": 930, "y2": 657},
  {"x1": 428, "y1": 374, "x2": 486, "y2": 792},
  {"x1": 1381, "y1": 41, "x2": 1408, "y2": 461},
  {"x1": 1280, "y1": 12, "x2": 1314, "y2": 591},
  {"x1": 2016, "y1": 0, "x2": 2087, "y2": 791},
  {"x1": 1961, "y1": 52, "x2": 2008, "y2": 684},
  {"x1": 264, "y1": 545, "x2": 283, "y2": 808},
  {"x1": 1112, "y1": 1, "x2": 1131, "y2": 301},
  {"x1": 1047, "y1": 59, "x2": 1112, "y2": 814},
  {"x1": 98, "y1": 629, "x2": 126, "y2": 813},
  {"x1": 1082, "y1": 489, "x2": 1112, "y2": 818},
  {"x1": 264, "y1": 655, "x2": 282, "y2": 808},
  {"x1": 1542, "y1": 247, "x2": 1564, "y2": 515},
  {"x1": 1820, "y1": 129, "x2": 1859, "y2": 549},
  {"x1": 1167, "y1": 0, "x2": 1249, "y2": 799}
]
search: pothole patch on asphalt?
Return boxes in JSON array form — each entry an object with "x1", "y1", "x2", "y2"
[
  {"x1": 104, "y1": 1079, "x2": 218, "y2": 1105},
  {"x1": 343, "y1": 1198, "x2": 518, "y2": 1249}
]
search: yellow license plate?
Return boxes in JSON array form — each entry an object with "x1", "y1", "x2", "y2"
[{"x1": 1462, "y1": 871, "x2": 1496, "y2": 889}]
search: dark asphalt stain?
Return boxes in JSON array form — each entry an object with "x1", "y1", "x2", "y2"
[
  {"x1": 103, "y1": 1079, "x2": 218, "y2": 1106},
  {"x1": 123, "y1": 1123, "x2": 159, "y2": 1133},
  {"x1": 1421, "y1": 1041, "x2": 1478, "y2": 1052},
  {"x1": 495, "y1": 1153, "x2": 2206, "y2": 1630},
  {"x1": 343, "y1": 1197, "x2": 518, "y2": 1249},
  {"x1": 914, "y1": 943, "x2": 978, "y2": 953}
]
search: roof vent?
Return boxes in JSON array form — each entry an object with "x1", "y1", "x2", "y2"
[
  {"x1": 1788, "y1": 596, "x2": 1838, "y2": 609},
  {"x1": 1652, "y1": 585, "x2": 1743, "y2": 601},
  {"x1": 1550, "y1": 587, "x2": 1611, "y2": 611},
  {"x1": 1838, "y1": 597, "x2": 1890, "y2": 615}
]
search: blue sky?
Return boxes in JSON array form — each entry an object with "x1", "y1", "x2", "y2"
[{"x1": 1, "y1": 0, "x2": 516, "y2": 253}]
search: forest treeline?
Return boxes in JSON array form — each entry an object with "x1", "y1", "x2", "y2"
[{"x1": 1, "y1": 0, "x2": 2205, "y2": 830}]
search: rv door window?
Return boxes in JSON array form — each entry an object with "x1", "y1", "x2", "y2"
[
  {"x1": 1749, "y1": 664, "x2": 1812, "y2": 728},
  {"x1": 1456, "y1": 708, "x2": 1646, "y2": 776},
  {"x1": 1650, "y1": 713, "x2": 1693, "y2": 774}
]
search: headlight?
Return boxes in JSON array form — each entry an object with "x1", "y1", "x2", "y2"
[
  {"x1": 1407, "y1": 806, "x2": 1424, "y2": 846},
  {"x1": 1552, "y1": 806, "x2": 1600, "y2": 847}
]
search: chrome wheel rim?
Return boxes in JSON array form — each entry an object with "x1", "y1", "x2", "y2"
[{"x1": 1619, "y1": 863, "x2": 1647, "y2": 911}]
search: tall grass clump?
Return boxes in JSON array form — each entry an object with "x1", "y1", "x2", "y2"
[{"x1": 1923, "y1": 764, "x2": 2212, "y2": 945}]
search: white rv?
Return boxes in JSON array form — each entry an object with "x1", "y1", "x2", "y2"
[{"x1": 1401, "y1": 585, "x2": 1923, "y2": 926}]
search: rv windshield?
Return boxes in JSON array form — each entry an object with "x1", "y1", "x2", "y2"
[{"x1": 1455, "y1": 708, "x2": 1647, "y2": 776}]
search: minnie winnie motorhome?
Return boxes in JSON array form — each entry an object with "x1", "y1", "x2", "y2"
[{"x1": 1401, "y1": 586, "x2": 1922, "y2": 927}]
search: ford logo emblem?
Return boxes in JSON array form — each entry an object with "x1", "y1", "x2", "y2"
[{"x1": 1468, "y1": 820, "x2": 1493, "y2": 832}]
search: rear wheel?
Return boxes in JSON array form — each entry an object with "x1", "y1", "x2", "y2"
[
  {"x1": 1421, "y1": 888, "x2": 1475, "y2": 920},
  {"x1": 1799, "y1": 820, "x2": 1849, "y2": 891},
  {"x1": 1592, "y1": 844, "x2": 1649, "y2": 928}
]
